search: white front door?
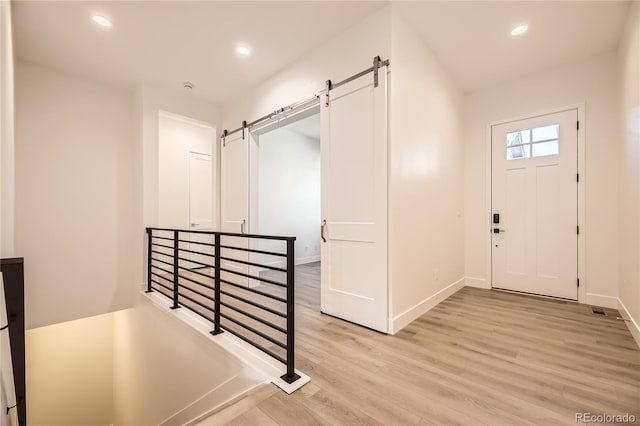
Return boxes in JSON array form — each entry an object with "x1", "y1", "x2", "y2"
[
  {"x1": 220, "y1": 131, "x2": 248, "y2": 285},
  {"x1": 320, "y1": 67, "x2": 388, "y2": 333},
  {"x1": 491, "y1": 109, "x2": 578, "y2": 299}
]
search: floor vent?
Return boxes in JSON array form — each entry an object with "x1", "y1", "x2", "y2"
[{"x1": 591, "y1": 307, "x2": 607, "y2": 316}]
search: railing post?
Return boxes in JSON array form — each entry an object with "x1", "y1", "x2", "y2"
[
  {"x1": 1, "y1": 258, "x2": 27, "y2": 426},
  {"x1": 146, "y1": 228, "x2": 153, "y2": 293},
  {"x1": 211, "y1": 233, "x2": 223, "y2": 335},
  {"x1": 171, "y1": 230, "x2": 180, "y2": 309},
  {"x1": 280, "y1": 238, "x2": 300, "y2": 384}
]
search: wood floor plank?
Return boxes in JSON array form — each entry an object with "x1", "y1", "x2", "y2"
[{"x1": 202, "y1": 263, "x2": 640, "y2": 425}]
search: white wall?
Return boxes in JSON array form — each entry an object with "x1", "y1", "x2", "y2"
[
  {"x1": 0, "y1": 0, "x2": 15, "y2": 258},
  {"x1": 26, "y1": 313, "x2": 115, "y2": 426},
  {"x1": 158, "y1": 112, "x2": 215, "y2": 229},
  {"x1": 463, "y1": 52, "x2": 621, "y2": 307},
  {"x1": 387, "y1": 7, "x2": 465, "y2": 332},
  {"x1": 618, "y1": 2, "x2": 640, "y2": 340},
  {"x1": 15, "y1": 62, "x2": 140, "y2": 328},
  {"x1": 222, "y1": 6, "x2": 391, "y2": 131},
  {"x1": 26, "y1": 297, "x2": 257, "y2": 426},
  {"x1": 112, "y1": 299, "x2": 256, "y2": 426},
  {"x1": 258, "y1": 126, "x2": 320, "y2": 265}
]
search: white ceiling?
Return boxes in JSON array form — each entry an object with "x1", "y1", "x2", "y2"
[
  {"x1": 396, "y1": 1, "x2": 630, "y2": 93},
  {"x1": 13, "y1": 1, "x2": 386, "y2": 104},
  {"x1": 13, "y1": 1, "x2": 631, "y2": 104}
]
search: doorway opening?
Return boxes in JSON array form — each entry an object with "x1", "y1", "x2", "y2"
[{"x1": 251, "y1": 112, "x2": 321, "y2": 312}]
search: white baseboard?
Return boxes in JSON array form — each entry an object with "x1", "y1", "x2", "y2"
[
  {"x1": 389, "y1": 277, "x2": 465, "y2": 334},
  {"x1": 618, "y1": 298, "x2": 640, "y2": 348},
  {"x1": 464, "y1": 276, "x2": 489, "y2": 289},
  {"x1": 296, "y1": 255, "x2": 320, "y2": 265},
  {"x1": 586, "y1": 292, "x2": 618, "y2": 309},
  {"x1": 260, "y1": 255, "x2": 320, "y2": 271}
]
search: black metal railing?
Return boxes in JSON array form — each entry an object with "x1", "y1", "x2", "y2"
[
  {"x1": 145, "y1": 227, "x2": 300, "y2": 384},
  {"x1": 1, "y1": 258, "x2": 26, "y2": 425}
]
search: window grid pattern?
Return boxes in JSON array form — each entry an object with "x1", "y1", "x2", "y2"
[{"x1": 506, "y1": 124, "x2": 559, "y2": 160}]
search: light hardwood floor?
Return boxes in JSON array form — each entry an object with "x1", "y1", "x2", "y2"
[{"x1": 198, "y1": 262, "x2": 639, "y2": 425}]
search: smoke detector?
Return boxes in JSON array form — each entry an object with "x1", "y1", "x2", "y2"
[{"x1": 183, "y1": 81, "x2": 194, "y2": 90}]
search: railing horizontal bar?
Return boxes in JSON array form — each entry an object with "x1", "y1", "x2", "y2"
[
  {"x1": 178, "y1": 273, "x2": 209, "y2": 288},
  {"x1": 151, "y1": 279, "x2": 173, "y2": 293},
  {"x1": 152, "y1": 235, "x2": 174, "y2": 242},
  {"x1": 219, "y1": 301, "x2": 286, "y2": 334},
  {"x1": 147, "y1": 227, "x2": 295, "y2": 241},
  {"x1": 178, "y1": 284, "x2": 215, "y2": 302},
  {"x1": 177, "y1": 266, "x2": 215, "y2": 281},
  {"x1": 178, "y1": 291, "x2": 215, "y2": 313},
  {"x1": 151, "y1": 256, "x2": 173, "y2": 267},
  {"x1": 220, "y1": 289, "x2": 286, "y2": 318},
  {"x1": 178, "y1": 248, "x2": 215, "y2": 258},
  {"x1": 152, "y1": 242, "x2": 174, "y2": 250},
  {"x1": 150, "y1": 272, "x2": 173, "y2": 284},
  {"x1": 151, "y1": 264, "x2": 174, "y2": 275},
  {"x1": 179, "y1": 300, "x2": 215, "y2": 324},
  {"x1": 151, "y1": 250, "x2": 173, "y2": 259},
  {"x1": 219, "y1": 256, "x2": 287, "y2": 273},
  {"x1": 221, "y1": 326, "x2": 286, "y2": 365},
  {"x1": 177, "y1": 239, "x2": 216, "y2": 248},
  {"x1": 219, "y1": 245, "x2": 287, "y2": 258},
  {"x1": 177, "y1": 256, "x2": 214, "y2": 268},
  {"x1": 220, "y1": 279, "x2": 287, "y2": 304},
  {"x1": 220, "y1": 267, "x2": 286, "y2": 288},
  {"x1": 220, "y1": 313, "x2": 286, "y2": 349}
]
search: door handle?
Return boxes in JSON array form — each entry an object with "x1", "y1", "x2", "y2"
[
  {"x1": 493, "y1": 228, "x2": 506, "y2": 234},
  {"x1": 241, "y1": 219, "x2": 246, "y2": 234},
  {"x1": 321, "y1": 220, "x2": 327, "y2": 243},
  {"x1": 190, "y1": 223, "x2": 198, "y2": 227}
]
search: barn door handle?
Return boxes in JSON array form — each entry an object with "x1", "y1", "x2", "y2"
[{"x1": 321, "y1": 220, "x2": 327, "y2": 243}]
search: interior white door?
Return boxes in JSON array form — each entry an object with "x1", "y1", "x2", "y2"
[
  {"x1": 220, "y1": 131, "x2": 249, "y2": 285},
  {"x1": 320, "y1": 67, "x2": 388, "y2": 333},
  {"x1": 188, "y1": 152, "x2": 214, "y2": 267},
  {"x1": 189, "y1": 152, "x2": 213, "y2": 231},
  {"x1": 491, "y1": 109, "x2": 578, "y2": 299}
]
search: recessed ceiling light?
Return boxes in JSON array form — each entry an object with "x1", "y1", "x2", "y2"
[
  {"x1": 92, "y1": 15, "x2": 112, "y2": 27},
  {"x1": 237, "y1": 46, "x2": 251, "y2": 56},
  {"x1": 510, "y1": 25, "x2": 528, "y2": 36}
]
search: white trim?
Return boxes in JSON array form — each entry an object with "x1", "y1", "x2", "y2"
[
  {"x1": 142, "y1": 291, "x2": 310, "y2": 394},
  {"x1": 484, "y1": 103, "x2": 586, "y2": 302},
  {"x1": 388, "y1": 277, "x2": 465, "y2": 334},
  {"x1": 585, "y1": 292, "x2": 618, "y2": 309},
  {"x1": 464, "y1": 276, "x2": 489, "y2": 289},
  {"x1": 296, "y1": 255, "x2": 320, "y2": 265},
  {"x1": 618, "y1": 298, "x2": 640, "y2": 348}
]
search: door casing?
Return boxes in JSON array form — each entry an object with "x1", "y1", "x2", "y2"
[{"x1": 484, "y1": 103, "x2": 586, "y2": 303}]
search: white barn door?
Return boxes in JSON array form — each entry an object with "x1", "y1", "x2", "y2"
[
  {"x1": 320, "y1": 67, "x2": 388, "y2": 333},
  {"x1": 220, "y1": 131, "x2": 248, "y2": 285}
]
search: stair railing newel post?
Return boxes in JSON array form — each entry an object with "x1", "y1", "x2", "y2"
[
  {"x1": 281, "y1": 237, "x2": 300, "y2": 384},
  {"x1": 146, "y1": 228, "x2": 153, "y2": 293}
]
